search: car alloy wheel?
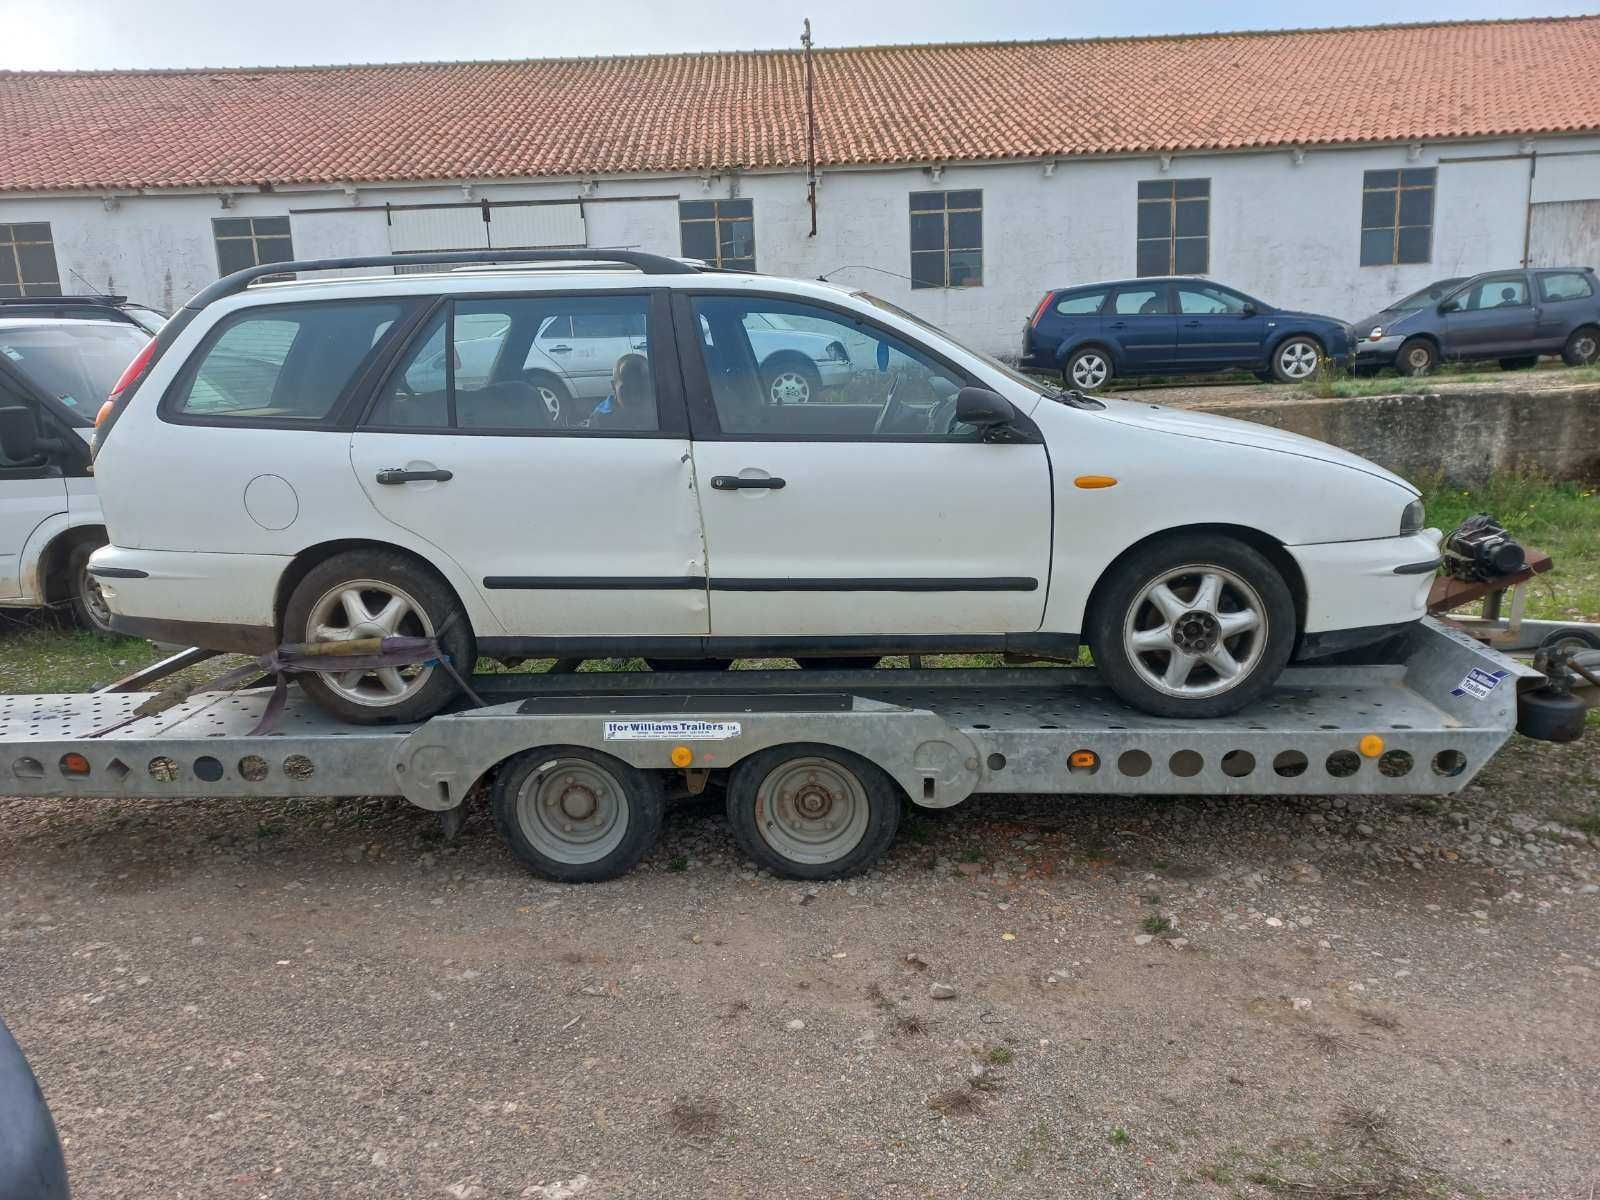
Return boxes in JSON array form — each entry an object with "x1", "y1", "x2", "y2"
[
  {"x1": 304, "y1": 578, "x2": 437, "y2": 707},
  {"x1": 532, "y1": 383, "x2": 562, "y2": 424},
  {"x1": 1069, "y1": 351, "x2": 1110, "y2": 389},
  {"x1": 1276, "y1": 340, "x2": 1320, "y2": 380},
  {"x1": 1122, "y1": 564, "x2": 1269, "y2": 700},
  {"x1": 768, "y1": 369, "x2": 812, "y2": 405}
]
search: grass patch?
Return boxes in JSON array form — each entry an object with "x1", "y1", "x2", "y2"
[
  {"x1": 987, "y1": 1045, "x2": 1015, "y2": 1066},
  {"x1": 929, "y1": 1088, "x2": 983, "y2": 1117},
  {"x1": 1108, "y1": 1126, "x2": 1131, "y2": 1146},
  {"x1": 665, "y1": 855, "x2": 689, "y2": 873},
  {"x1": 1140, "y1": 914, "x2": 1173, "y2": 935}
]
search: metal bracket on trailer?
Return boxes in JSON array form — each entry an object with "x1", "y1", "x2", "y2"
[{"x1": 0, "y1": 619, "x2": 1543, "y2": 810}]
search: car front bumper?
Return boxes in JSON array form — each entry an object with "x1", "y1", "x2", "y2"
[
  {"x1": 1286, "y1": 528, "x2": 1441, "y2": 635},
  {"x1": 1351, "y1": 334, "x2": 1404, "y2": 364}
]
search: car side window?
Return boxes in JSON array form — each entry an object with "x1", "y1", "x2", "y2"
[
  {"x1": 1111, "y1": 286, "x2": 1169, "y2": 315},
  {"x1": 1175, "y1": 285, "x2": 1247, "y2": 315},
  {"x1": 368, "y1": 294, "x2": 659, "y2": 433},
  {"x1": 1460, "y1": 276, "x2": 1529, "y2": 311},
  {"x1": 688, "y1": 295, "x2": 972, "y2": 439},
  {"x1": 1054, "y1": 290, "x2": 1107, "y2": 315},
  {"x1": 0, "y1": 381, "x2": 41, "y2": 470},
  {"x1": 170, "y1": 301, "x2": 407, "y2": 422},
  {"x1": 1538, "y1": 272, "x2": 1594, "y2": 303}
]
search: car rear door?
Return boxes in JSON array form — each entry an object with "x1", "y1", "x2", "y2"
[
  {"x1": 1104, "y1": 283, "x2": 1177, "y2": 371},
  {"x1": 1533, "y1": 270, "x2": 1599, "y2": 350},
  {"x1": 0, "y1": 367, "x2": 66, "y2": 599},
  {"x1": 1440, "y1": 272, "x2": 1537, "y2": 358},
  {"x1": 349, "y1": 289, "x2": 709, "y2": 643},
  {"x1": 1173, "y1": 282, "x2": 1269, "y2": 369},
  {"x1": 676, "y1": 291, "x2": 1052, "y2": 642}
]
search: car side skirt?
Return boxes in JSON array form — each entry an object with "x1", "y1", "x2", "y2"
[{"x1": 479, "y1": 633, "x2": 1080, "y2": 660}]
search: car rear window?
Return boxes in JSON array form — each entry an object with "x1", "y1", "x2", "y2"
[
  {"x1": 1054, "y1": 290, "x2": 1106, "y2": 315},
  {"x1": 169, "y1": 300, "x2": 409, "y2": 422},
  {"x1": 1538, "y1": 272, "x2": 1594, "y2": 302},
  {"x1": 0, "y1": 321, "x2": 150, "y2": 419}
]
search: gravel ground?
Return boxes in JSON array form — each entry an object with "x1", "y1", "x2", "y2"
[{"x1": 3, "y1": 730, "x2": 1598, "y2": 1199}]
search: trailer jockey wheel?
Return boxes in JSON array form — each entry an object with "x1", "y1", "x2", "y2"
[
  {"x1": 725, "y1": 743, "x2": 901, "y2": 881},
  {"x1": 491, "y1": 747, "x2": 664, "y2": 882}
]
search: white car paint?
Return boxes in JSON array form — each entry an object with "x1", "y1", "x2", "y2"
[{"x1": 89, "y1": 267, "x2": 1433, "y2": 665}]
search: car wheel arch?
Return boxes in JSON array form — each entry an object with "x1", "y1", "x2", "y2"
[
  {"x1": 272, "y1": 538, "x2": 478, "y2": 640},
  {"x1": 39, "y1": 525, "x2": 107, "y2": 608},
  {"x1": 1060, "y1": 340, "x2": 1117, "y2": 369},
  {"x1": 1081, "y1": 522, "x2": 1307, "y2": 644},
  {"x1": 1268, "y1": 329, "x2": 1326, "y2": 358}
]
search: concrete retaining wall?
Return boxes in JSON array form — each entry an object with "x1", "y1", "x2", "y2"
[{"x1": 1195, "y1": 385, "x2": 1600, "y2": 486}]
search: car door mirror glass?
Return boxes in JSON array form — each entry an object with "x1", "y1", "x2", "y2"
[
  {"x1": 0, "y1": 405, "x2": 41, "y2": 461},
  {"x1": 954, "y1": 386, "x2": 1014, "y2": 429}
]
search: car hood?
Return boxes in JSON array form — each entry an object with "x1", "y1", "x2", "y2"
[
  {"x1": 1270, "y1": 308, "x2": 1347, "y2": 326},
  {"x1": 1089, "y1": 396, "x2": 1417, "y2": 493}
]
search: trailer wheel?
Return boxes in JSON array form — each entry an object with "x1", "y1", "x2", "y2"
[
  {"x1": 725, "y1": 743, "x2": 901, "y2": 880},
  {"x1": 491, "y1": 747, "x2": 664, "y2": 883}
]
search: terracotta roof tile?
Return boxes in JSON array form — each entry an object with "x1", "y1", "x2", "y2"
[{"x1": 1, "y1": 16, "x2": 1596, "y2": 193}]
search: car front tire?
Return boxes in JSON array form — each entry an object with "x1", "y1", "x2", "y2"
[
  {"x1": 1087, "y1": 534, "x2": 1296, "y2": 719},
  {"x1": 1397, "y1": 337, "x2": 1437, "y2": 375},
  {"x1": 1271, "y1": 337, "x2": 1322, "y2": 382},
  {"x1": 283, "y1": 549, "x2": 474, "y2": 724},
  {"x1": 1065, "y1": 347, "x2": 1113, "y2": 391},
  {"x1": 762, "y1": 355, "x2": 822, "y2": 405}
]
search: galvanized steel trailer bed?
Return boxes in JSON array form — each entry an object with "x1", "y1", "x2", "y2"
[{"x1": 1, "y1": 620, "x2": 1539, "y2": 815}]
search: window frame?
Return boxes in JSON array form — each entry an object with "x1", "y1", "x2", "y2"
[
  {"x1": 908, "y1": 190, "x2": 984, "y2": 290},
  {"x1": 1536, "y1": 270, "x2": 1595, "y2": 303},
  {"x1": 0, "y1": 222, "x2": 63, "y2": 298},
  {"x1": 158, "y1": 296, "x2": 432, "y2": 432},
  {"x1": 678, "y1": 199, "x2": 756, "y2": 272},
  {"x1": 358, "y1": 289, "x2": 690, "y2": 439},
  {"x1": 1135, "y1": 179, "x2": 1209, "y2": 277},
  {"x1": 1173, "y1": 280, "x2": 1259, "y2": 316},
  {"x1": 212, "y1": 215, "x2": 296, "y2": 277},
  {"x1": 1453, "y1": 272, "x2": 1532, "y2": 314},
  {"x1": 1107, "y1": 284, "x2": 1172, "y2": 316},
  {"x1": 669, "y1": 289, "x2": 1039, "y2": 444},
  {"x1": 1359, "y1": 168, "x2": 1436, "y2": 267}
]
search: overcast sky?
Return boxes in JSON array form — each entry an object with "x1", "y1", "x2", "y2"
[{"x1": 0, "y1": 0, "x2": 1583, "y2": 71}]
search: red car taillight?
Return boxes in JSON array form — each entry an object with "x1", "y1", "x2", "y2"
[{"x1": 1029, "y1": 293, "x2": 1055, "y2": 327}]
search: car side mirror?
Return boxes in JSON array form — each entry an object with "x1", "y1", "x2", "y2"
[
  {"x1": 0, "y1": 1017, "x2": 70, "y2": 1200},
  {"x1": 955, "y1": 387, "x2": 1016, "y2": 430},
  {"x1": 1438, "y1": 299, "x2": 1460, "y2": 314},
  {"x1": 1240, "y1": 303, "x2": 1257, "y2": 317},
  {"x1": 0, "y1": 406, "x2": 41, "y2": 461}
]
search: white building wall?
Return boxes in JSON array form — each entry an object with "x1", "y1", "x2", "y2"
[{"x1": 2, "y1": 134, "x2": 1597, "y2": 357}]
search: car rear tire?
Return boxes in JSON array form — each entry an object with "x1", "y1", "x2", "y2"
[
  {"x1": 1498, "y1": 356, "x2": 1539, "y2": 371},
  {"x1": 1087, "y1": 533, "x2": 1296, "y2": 719},
  {"x1": 1271, "y1": 337, "x2": 1322, "y2": 382},
  {"x1": 1397, "y1": 337, "x2": 1437, "y2": 375},
  {"x1": 761, "y1": 355, "x2": 822, "y2": 405},
  {"x1": 725, "y1": 743, "x2": 901, "y2": 880},
  {"x1": 1065, "y1": 347, "x2": 1113, "y2": 391},
  {"x1": 1562, "y1": 326, "x2": 1600, "y2": 367},
  {"x1": 283, "y1": 550, "x2": 474, "y2": 724},
  {"x1": 491, "y1": 746, "x2": 664, "y2": 882},
  {"x1": 66, "y1": 537, "x2": 115, "y2": 635}
]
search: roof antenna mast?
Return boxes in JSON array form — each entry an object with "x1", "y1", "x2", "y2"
[{"x1": 803, "y1": 17, "x2": 817, "y2": 237}]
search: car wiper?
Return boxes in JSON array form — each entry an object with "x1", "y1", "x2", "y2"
[{"x1": 1049, "y1": 387, "x2": 1106, "y2": 411}]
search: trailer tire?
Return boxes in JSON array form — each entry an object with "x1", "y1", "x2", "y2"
[
  {"x1": 491, "y1": 746, "x2": 664, "y2": 882},
  {"x1": 725, "y1": 743, "x2": 901, "y2": 880}
]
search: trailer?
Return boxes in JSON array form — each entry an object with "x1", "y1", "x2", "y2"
[{"x1": 4, "y1": 613, "x2": 1589, "y2": 882}]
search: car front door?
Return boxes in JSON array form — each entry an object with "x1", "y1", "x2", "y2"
[
  {"x1": 1104, "y1": 283, "x2": 1177, "y2": 371},
  {"x1": 350, "y1": 290, "x2": 709, "y2": 644},
  {"x1": 1440, "y1": 272, "x2": 1537, "y2": 359},
  {"x1": 0, "y1": 372, "x2": 66, "y2": 599},
  {"x1": 1173, "y1": 282, "x2": 1269, "y2": 369},
  {"x1": 677, "y1": 292, "x2": 1052, "y2": 644}
]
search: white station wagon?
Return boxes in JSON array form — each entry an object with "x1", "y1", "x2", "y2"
[{"x1": 82, "y1": 250, "x2": 1440, "y2": 725}]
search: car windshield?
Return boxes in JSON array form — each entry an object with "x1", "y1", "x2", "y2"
[
  {"x1": 0, "y1": 322, "x2": 150, "y2": 424},
  {"x1": 1386, "y1": 278, "x2": 1467, "y2": 312},
  {"x1": 854, "y1": 290, "x2": 1083, "y2": 404}
]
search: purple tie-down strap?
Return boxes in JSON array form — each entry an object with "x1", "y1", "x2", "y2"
[{"x1": 87, "y1": 636, "x2": 484, "y2": 738}]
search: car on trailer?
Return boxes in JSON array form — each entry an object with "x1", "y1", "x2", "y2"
[{"x1": 81, "y1": 250, "x2": 1437, "y2": 728}]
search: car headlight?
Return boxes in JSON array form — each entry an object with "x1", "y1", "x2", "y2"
[
  {"x1": 1366, "y1": 326, "x2": 1384, "y2": 341},
  {"x1": 1400, "y1": 498, "x2": 1425, "y2": 534}
]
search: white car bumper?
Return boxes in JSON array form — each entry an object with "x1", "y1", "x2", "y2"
[
  {"x1": 1288, "y1": 529, "x2": 1441, "y2": 636},
  {"x1": 88, "y1": 544, "x2": 286, "y2": 653}
]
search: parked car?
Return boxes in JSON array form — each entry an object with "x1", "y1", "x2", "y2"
[
  {"x1": 0, "y1": 307, "x2": 152, "y2": 632},
  {"x1": 0, "y1": 292, "x2": 166, "y2": 335},
  {"x1": 1349, "y1": 267, "x2": 1600, "y2": 374},
  {"x1": 81, "y1": 251, "x2": 1437, "y2": 726},
  {"x1": 1020, "y1": 276, "x2": 1351, "y2": 388}
]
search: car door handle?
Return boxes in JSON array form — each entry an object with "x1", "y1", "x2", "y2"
[
  {"x1": 376, "y1": 468, "x2": 453, "y2": 484},
  {"x1": 1183, "y1": 320, "x2": 1201, "y2": 328},
  {"x1": 1109, "y1": 321, "x2": 1128, "y2": 329},
  {"x1": 547, "y1": 345, "x2": 572, "y2": 354},
  {"x1": 711, "y1": 475, "x2": 786, "y2": 491}
]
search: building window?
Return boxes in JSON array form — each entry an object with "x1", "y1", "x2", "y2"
[
  {"x1": 0, "y1": 223, "x2": 61, "y2": 297},
  {"x1": 1360, "y1": 169, "x2": 1434, "y2": 266},
  {"x1": 1136, "y1": 179, "x2": 1209, "y2": 276},
  {"x1": 679, "y1": 199, "x2": 755, "y2": 271},
  {"x1": 909, "y1": 191, "x2": 982, "y2": 289},
  {"x1": 213, "y1": 216, "x2": 294, "y2": 276}
]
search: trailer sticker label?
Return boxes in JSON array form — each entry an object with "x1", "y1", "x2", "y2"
[
  {"x1": 1452, "y1": 667, "x2": 1508, "y2": 700},
  {"x1": 603, "y1": 720, "x2": 742, "y2": 741}
]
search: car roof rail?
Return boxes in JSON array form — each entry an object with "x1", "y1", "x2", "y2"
[
  {"x1": 184, "y1": 249, "x2": 702, "y2": 311},
  {"x1": 0, "y1": 293, "x2": 130, "y2": 307}
]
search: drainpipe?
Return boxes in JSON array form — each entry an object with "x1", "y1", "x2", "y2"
[{"x1": 1521, "y1": 149, "x2": 1537, "y2": 268}]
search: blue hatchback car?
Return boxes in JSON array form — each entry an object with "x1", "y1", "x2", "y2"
[{"x1": 1020, "y1": 276, "x2": 1351, "y2": 389}]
